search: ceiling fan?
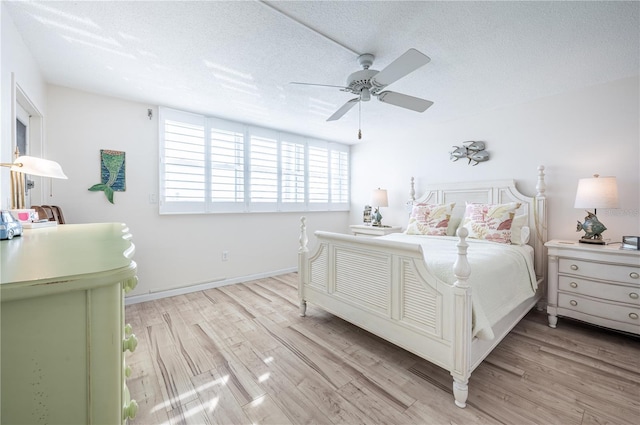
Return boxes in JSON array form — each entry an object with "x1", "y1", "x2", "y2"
[{"x1": 291, "y1": 48, "x2": 434, "y2": 130}]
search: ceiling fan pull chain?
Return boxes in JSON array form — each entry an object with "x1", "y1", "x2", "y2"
[{"x1": 358, "y1": 100, "x2": 362, "y2": 140}]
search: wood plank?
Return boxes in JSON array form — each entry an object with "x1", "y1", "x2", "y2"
[
  {"x1": 191, "y1": 370, "x2": 253, "y2": 425},
  {"x1": 242, "y1": 394, "x2": 295, "y2": 425}
]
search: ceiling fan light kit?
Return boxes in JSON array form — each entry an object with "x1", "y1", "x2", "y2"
[{"x1": 291, "y1": 48, "x2": 434, "y2": 138}]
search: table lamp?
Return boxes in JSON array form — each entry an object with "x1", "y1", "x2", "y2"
[
  {"x1": 574, "y1": 174, "x2": 618, "y2": 244},
  {"x1": 371, "y1": 188, "x2": 388, "y2": 227},
  {"x1": 1, "y1": 153, "x2": 68, "y2": 209}
]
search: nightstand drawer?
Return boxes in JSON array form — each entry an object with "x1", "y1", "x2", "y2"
[
  {"x1": 559, "y1": 276, "x2": 640, "y2": 305},
  {"x1": 558, "y1": 258, "x2": 640, "y2": 284},
  {"x1": 558, "y1": 293, "x2": 640, "y2": 326}
]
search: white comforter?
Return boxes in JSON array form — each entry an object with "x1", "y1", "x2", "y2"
[{"x1": 379, "y1": 233, "x2": 538, "y2": 340}]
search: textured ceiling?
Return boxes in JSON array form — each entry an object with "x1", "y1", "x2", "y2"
[{"x1": 5, "y1": 1, "x2": 639, "y2": 144}]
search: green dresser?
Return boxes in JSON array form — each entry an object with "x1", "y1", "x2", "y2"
[{"x1": 1, "y1": 223, "x2": 138, "y2": 424}]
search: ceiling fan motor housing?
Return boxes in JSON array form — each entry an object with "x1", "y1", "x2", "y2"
[{"x1": 346, "y1": 69, "x2": 378, "y2": 100}]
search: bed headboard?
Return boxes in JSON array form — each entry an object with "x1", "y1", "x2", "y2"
[{"x1": 408, "y1": 165, "x2": 547, "y2": 284}]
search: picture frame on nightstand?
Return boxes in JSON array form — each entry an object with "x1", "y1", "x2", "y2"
[{"x1": 363, "y1": 205, "x2": 372, "y2": 225}]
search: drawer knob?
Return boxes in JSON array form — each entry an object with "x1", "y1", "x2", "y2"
[
  {"x1": 570, "y1": 282, "x2": 578, "y2": 288},
  {"x1": 570, "y1": 300, "x2": 578, "y2": 307},
  {"x1": 570, "y1": 264, "x2": 579, "y2": 271},
  {"x1": 630, "y1": 293, "x2": 639, "y2": 300},
  {"x1": 123, "y1": 399, "x2": 138, "y2": 420},
  {"x1": 629, "y1": 313, "x2": 639, "y2": 320},
  {"x1": 630, "y1": 272, "x2": 639, "y2": 279},
  {"x1": 123, "y1": 334, "x2": 138, "y2": 353},
  {"x1": 125, "y1": 323, "x2": 133, "y2": 336},
  {"x1": 125, "y1": 365, "x2": 132, "y2": 378},
  {"x1": 123, "y1": 276, "x2": 139, "y2": 293}
]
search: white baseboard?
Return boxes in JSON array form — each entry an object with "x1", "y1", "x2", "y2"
[{"x1": 125, "y1": 267, "x2": 297, "y2": 305}]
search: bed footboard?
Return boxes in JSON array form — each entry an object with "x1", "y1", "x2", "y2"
[{"x1": 298, "y1": 217, "x2": 473, "y2": 408}]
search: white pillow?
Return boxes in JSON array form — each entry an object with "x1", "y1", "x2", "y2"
[
  {"x1": 510, "y1": 215, "x2": 528, "y2": 245},
  {"x1": 519, "y1": 226, "x2": 531, "y2": 245}
]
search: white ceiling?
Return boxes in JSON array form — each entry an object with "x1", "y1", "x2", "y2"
[{"x1": 5, "y1": 1, "x2": 639, "y2": 144}]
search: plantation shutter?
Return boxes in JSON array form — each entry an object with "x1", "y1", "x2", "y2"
[
  {"x1": 249, "y1": 130, "x2": 278, "y2": 210},
  {"x1": 159, "y1": 108, "x2": 206, "y2": 213},
  {"x1": 308, "y1": 143, "x2": 329, "y2": 207},
  {"x1": 159, "y1": 107, "x2": 349, "y2": 214},
  {"x1": 281, "y1": 138, "x2": 306, "y2": 209},
  {"x1": 331, "y1": 146, "x2": 350, "y2": 208},
  {"x1": 209, "y1": 122, "x2": 245, "y2": 212}
]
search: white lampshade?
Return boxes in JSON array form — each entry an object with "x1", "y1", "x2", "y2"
[
  {"x1": 371, "y1": 188, "x2": 389, "y2": 207},
  {"x1": 574, "y1": 175, "x2": 618, "y2": 209},
  {"x1": 11, "y1": 156, "x2": 68, "y2": 179}
]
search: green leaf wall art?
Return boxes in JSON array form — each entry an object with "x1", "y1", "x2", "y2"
[{"x1": 88, "y1": 149, "x2": 126, "y2": 204}]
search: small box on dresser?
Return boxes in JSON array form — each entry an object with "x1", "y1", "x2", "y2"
[{"x1": 545, "y1": 240, "x2": 640, "y2": 335}]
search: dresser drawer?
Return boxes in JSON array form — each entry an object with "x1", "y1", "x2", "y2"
[
  {"x1": 558, "y1": 292, "x2": 640, "y2": 326},
  {"x1": 559, "y1": 258, "x2": 640, "y2": 284},
  {"x1": 559, "y1": 276, "x2": 640, "y2": 305}
]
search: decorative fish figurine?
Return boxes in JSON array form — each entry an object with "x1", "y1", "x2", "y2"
[
  {"x1": 467, "y1": 150, "x2": 490, "y2": 165},
  {"x1": 577, "y1": 211, "x2": 607, "y2": 240},
  {"x1": 450, "y1": 146, "x2": 468, "y2": 161},
  {"x1": 463, "y1": 141, "x2": 486, "y2": 152}
]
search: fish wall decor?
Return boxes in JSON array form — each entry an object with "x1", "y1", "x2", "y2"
[
  {"x1": 449, "y1": 141, "x2": 490, "y2": 166},
  {"x1": 88, "y1": 149, "x2": 126, "y2": 203}
]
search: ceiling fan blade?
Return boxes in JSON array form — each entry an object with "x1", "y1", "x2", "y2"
[
  {"x1": 289, "y1": 82, "x2": 349, "y2": 90},
  {"x1": 377, "y1": 91, "x2": 434, "y2": 112},
  {"x1": 370, "y1": 48, "x2": 431, "y2": 89},
  {"x1": 327, "y1": 98, "x2": 359, "y2": 121}
]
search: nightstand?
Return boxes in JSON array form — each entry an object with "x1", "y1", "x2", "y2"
[
  {"x1": 545, "y1": 240, "x2": 640, "y2": 335},
  {"x1": 349, "y1": 224, "x2": 402, "y2": 237}
]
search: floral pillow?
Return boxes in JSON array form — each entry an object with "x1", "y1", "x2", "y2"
[
  {"x1": 461, "y1": 202, "x2": 521, "y2": 243},
  {"x1": 406, "y1": 203, "x2": 455, "y2": 236}
]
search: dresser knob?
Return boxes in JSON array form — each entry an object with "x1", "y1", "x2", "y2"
[
  {"x1": 125, "y1": 365, "x2": 132, "y2": 378},
  {"x1": 630, "y1": 272, "x2": 639, "y2": 279},
  {"x1": 570, "y1": 264, "x2": 579, "y2": 271},
  {"x1": 630, "y1": 293, "x2": 639, "y2": 300},
  {"x1": 570, "y1": 282, "x2": 578, "y2": 288},
  {"x1": 123, "y1": 399, "x2": 138, "y2": 420},
  {"x1": 123, "y1": 334, "x2": 138, "y2": 353},
  {"x1": 123, "y1": 276, "x2": 138, "y2": 293},
  {"x1": 629, "y1": 313, "x2": 639, "y2": 320},
  {"x1": 570, "y1": 300, "x2": 578, "y2": 307}
]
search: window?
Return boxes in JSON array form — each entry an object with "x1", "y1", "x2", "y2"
[{"x1": 159, "y1": 107, "x2": 350, "y2": 214}]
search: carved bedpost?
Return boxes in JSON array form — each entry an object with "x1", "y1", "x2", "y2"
[
  {"x1": 298, "y1": 216, "x2": 308, "y2": 317},
  {"x1": 534, "y1": 165, "x2": 548, "y2": 309},
  {"x1": 406, "y1": 176, "x2": 416, "y2": 213},
  {"x1": 409, "y1": 176, "x2": 415, "y2": 203},
  {"x1": 451, "y1": 226, "x2": 471, "y2": 408}
]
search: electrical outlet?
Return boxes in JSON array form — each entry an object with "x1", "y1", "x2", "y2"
[{"x1": 222, "y1": 250, "x2": 229, "y2": 261}]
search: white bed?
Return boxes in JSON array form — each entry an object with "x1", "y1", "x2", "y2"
[{"x1": 297, "y1": 166, "x2": 547, "y2": 408}]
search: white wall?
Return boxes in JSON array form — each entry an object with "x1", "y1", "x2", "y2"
[
  {"x1": 1, "y1": 3, "x2": 48, "y2": 208},
  {"x1": 45, "y1": 86, "x2": 349, "y2": 298},
  {"x1": 350, "y1": 76, "x2": 640, "y2": 244}
]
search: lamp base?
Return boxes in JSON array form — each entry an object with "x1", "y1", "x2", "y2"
[{"x1": 578, "y1": 237, "x2": 606, "y2": 245}]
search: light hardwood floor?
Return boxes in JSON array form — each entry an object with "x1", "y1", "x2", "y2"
[{"x1": 126, "y1": 273, "x2": 640, "y2": 425}]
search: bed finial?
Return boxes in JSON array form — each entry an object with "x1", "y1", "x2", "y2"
[
  {"x1": 299, "y1": 216, "x2": 308, "y2": 253},
  {"x1": 453, "y1": 227, "x2": 471, "y2": 289},
  {"x1": 536, "y1": 165, "x2": 546, "y2": 199},
  {"x1": 409, "y1": 176, "x2": 415, "y2": 202},
  {"x1": 406, "y1": 176, "x2": 416, "y2": 213}
]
